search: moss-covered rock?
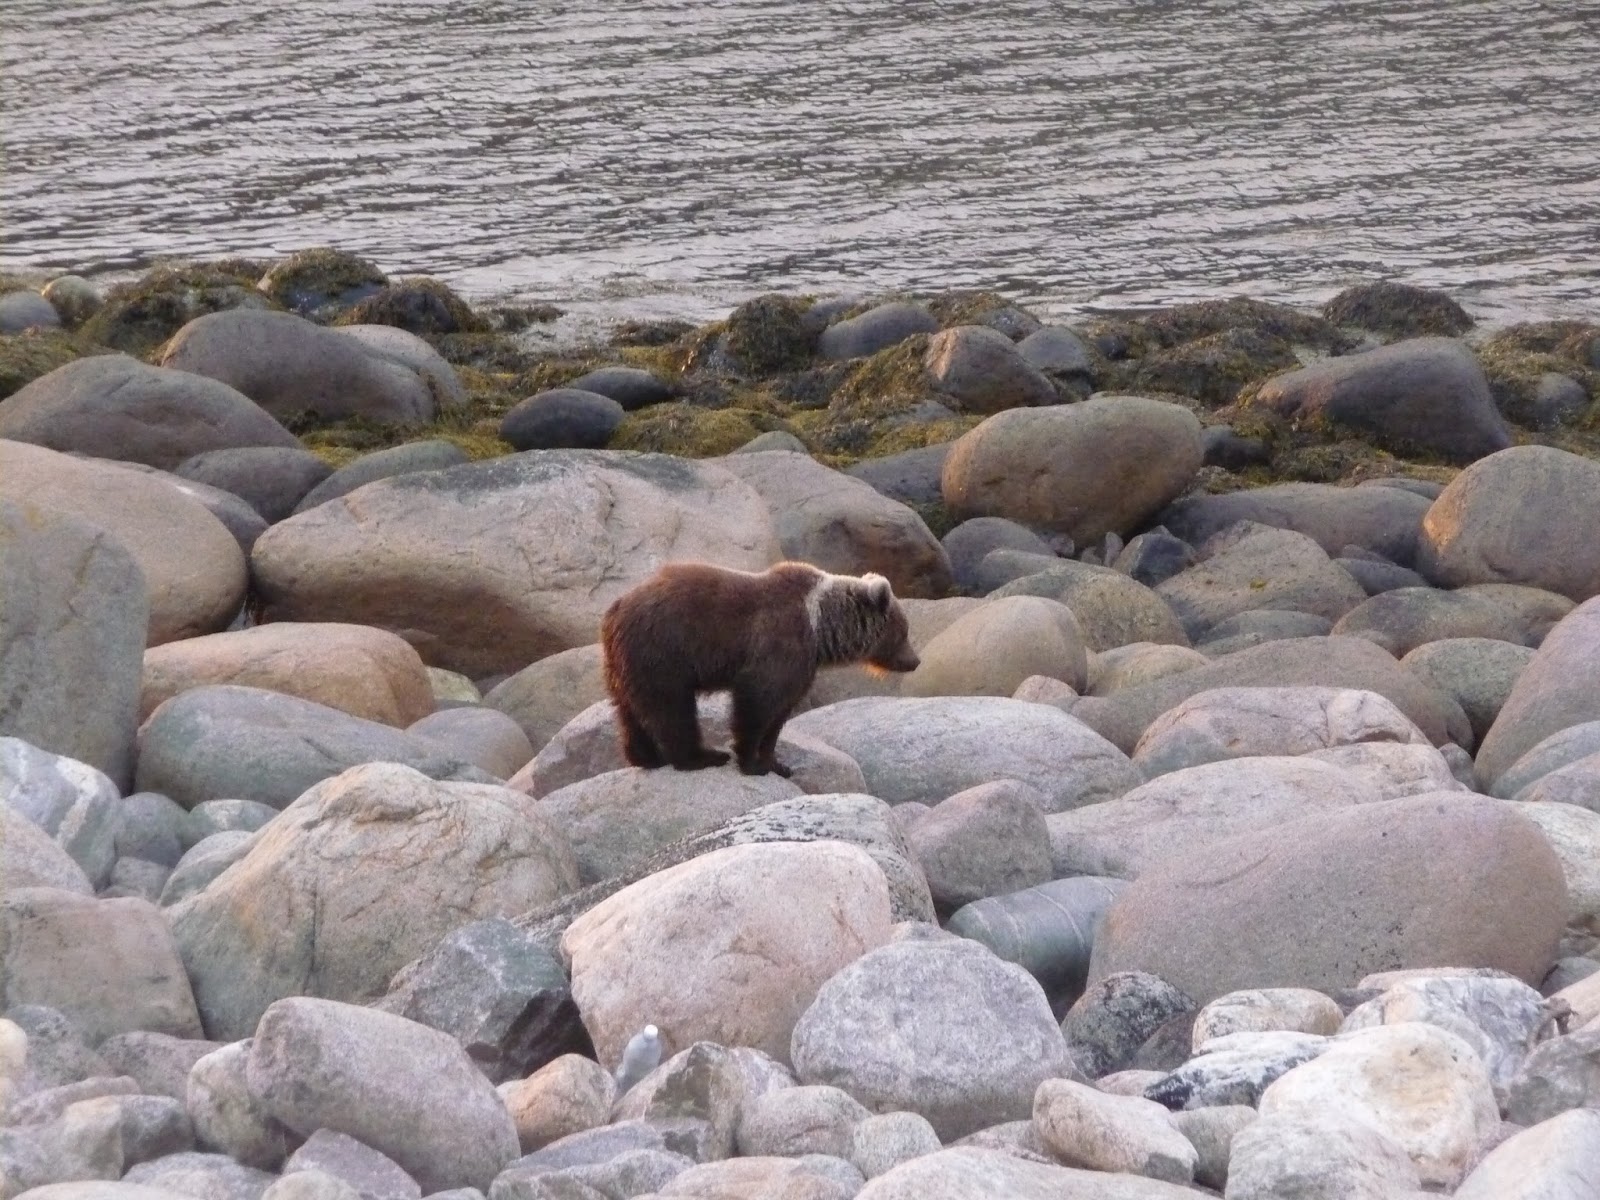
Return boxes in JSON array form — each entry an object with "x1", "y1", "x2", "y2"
[
  {"x1": 924, "y1": 289, "x2": 1042, "y2": 339},
  {"x1": 825, "y1": 334, "x2": 936, "y2": 418},
  {"x1": 1322, "y1": 281, "x2": 1473, "y2": 340},
  {"x1": 78, "y1": 264, "x2": 275, "y2": 357},
  {"x1": 611, "y1": 317, "x2": 696, "y2": 347},
  {"x1": 1135, "y1": 297, "x2": 1356, "y2": 355},
  {"x1": 1129, "y1": 327, "x2": 1301, "y2": 408},
  {"x1": 1476, "y1": 323, "x2": 1600, "y2": 430},
  {"x1": 0, "y1": 330, "x2": 103, "y2": 399},
  {"x1": 720, "y1": 294, "x2": 819, "y2": 376},
  {"x1": 789, "y1": 406, "x2": 979, "y2": 462},
  {"x1": 334, "y1": 276, "x2": 487, "y2": 335},
  {"x1": 257, "y1": 248, "x2": 388, "y2": 320},
  {"x1": 608, "y1": 403, "x2": 794, "y2": 457}
]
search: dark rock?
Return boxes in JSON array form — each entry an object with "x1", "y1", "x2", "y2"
[
  {"x1": 924, "y1": 326, "x2": 1057, "y2": 413},
  {"x1": 258, "y1": 249, "x2": 388, "y2": 320},
  {"x1": 1016, "y1": 326, "x2": 1093, "y2": 377},
  {"x1": 1337, "y1": 557, "x2": 1430, "y2": 596},
  {"x1": 499, "y1": 389, "x2": 625, "y2": 452},
  {"x1": 0, "y1": 290, "x2": 63, "y2": 333},
  {"x1": 293, "y1": 440, "x2": 469, "y2": 514},
  {"x1": 1113, "y1": 530, "x2": 1195, "y2": 589},
  {"x1": 819, "y1": 302, "x2": 939, "y2": 362},
  {"x1": 843, "y1": 443, "x2": 952, "y2": 508},
  {"x1": 377, "y1": 918, "x2": 592, "y2": 1084},
  {"x1": 1321, "y1": 281, "x2": 1473, "y2": 340},
  {"x1": 114, "y1": 794, "x2": 189, "y2": 868},
  {"x1": 941, "y1": 518, "x2": 1053, "y2": 591},
  {"x1": 1201, "y1": 425, "x2": 1270, "y2": 471},
  {"x1": 564, "y1": 366, "x2": 672, "y2": 412},
  {"x1": 1249, "y1": 337, "x2": 1510, "y2": 463},
  {"x1": 0, "y1": 355, "x2": 302, "y2": 470},
  {"x1": 1061, "y1": 972, "x2": 1195, "y2": 1079},
  {"x1": 176, "y1": 448, "x2": 333, "y2": 523},
  {"x1": 1145, "y1": 1032, "x2": 1328, "y2": 1110}
]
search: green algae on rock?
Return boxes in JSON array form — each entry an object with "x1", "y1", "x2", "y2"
[
  {"x1": 0, "y1": 330, "x2": 103, "y2": 400},
  {"x1": 334, "y1": 277, "x2": 487, "y2": 336},
  {"x1": 609, "y1": 403, "x2": 795, "y2": 457},
  {"x1": 256, "y1": 247, "x2": 388, "y2": 319},
  {"x1": 80, "y1": 263, "x2": 278, "y2": 356},
  {"x1": 1322, "y1": 281, "x2": 1474, "y2": 341}
]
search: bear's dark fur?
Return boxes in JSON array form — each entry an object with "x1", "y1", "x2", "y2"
[{"x1": 600, "y1": 560, "x2": 920, "y2": 777}]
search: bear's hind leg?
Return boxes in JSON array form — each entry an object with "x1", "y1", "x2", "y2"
[
  {"x1": 732, "y1": 679, "x2": 799, "y2": 777},
  {"x1": 646, "y1": 684, "x2": 729, "y2": 771},
  {"x1": 615, "y1": 702, "x2": 666, "y2": 768}
]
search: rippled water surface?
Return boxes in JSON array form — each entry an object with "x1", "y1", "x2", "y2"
[{"x1": 3, "y1": 0, "x2": 1597, "y2": 325}]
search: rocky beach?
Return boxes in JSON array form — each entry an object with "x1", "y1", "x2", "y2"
[{"x1": 4, "y1": 249, "x2": 1600, "y2": 1199}]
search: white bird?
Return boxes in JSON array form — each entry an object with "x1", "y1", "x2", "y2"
[{"x1": 613, "y1": 1023, "x2": 662, "y2": 1095}]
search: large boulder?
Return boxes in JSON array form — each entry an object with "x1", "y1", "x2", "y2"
[
  {"x1": 1158, "y1": 482, "x2": 1432, "y2": 565},
  {"x1": 1475, "y1": 597, "x2": 1600, "y2": 789},
  {"x1": 0, "y1": 499, "x2": 146, "y2": 788},
  {"x1": 1418, "y1": 446, "x2": 1600, "y2": 601},
  {"x1": 482, "y1": 645, "x2": 608, "y2": 754},
  {"x1": 329, "y1": 324, "x2": 466, "y2": 407},
  {"x1": 1248, "y1": 337, "x2": 1511, "y2": 462},
  {"x1": 1087, "y1": 794, "x2": 1569, "y2": 1004},
  {"x1": 1, "y1": 888, "x2": 203, "y2": 1042},
  {"x1": 135, "y1": 685, "x2": 494, "y2": 810},
  {"x1": 0, "y1": 441, "x2": 246, "y2": 646},
  {"x1": 167, "y1": 762, "x2": 579, "y2": 1040},
  {"x1": 941, "y1": 397, "x2": 1203, "y2": 545},
  {"x1": 1069, "y1": 635, "x2": 1472, "y2": 753},
  {"x1": 712, "y1": 452, "x2": 952, "y2": 598},
  {"x1": 158, "y1": 310, "x2": 433, "y2": 425},
  {"x1": 986, "y1": 561, "x2": 1189, "y2": 652},
  {"x1": 790, "y1": 938, "x2": 1077, "y2": 1140},
  {"x1": 1401, "y1": 637, "x2": 1534, "y2": 745},
  {"x1": 292, "y1": 441, "x2": 468, "y2": 514},
  {"x1": 902, "y1": 596, "x2": 1088, "y2": 697},
  {"x1": 173, "y1": 447, "x2": 333, "y2": 524},
  {"x1": 1331, "y1": 586, "x2": 1528, "y2": 657},
  {"x1": 0, "y1": 355, "x2": 300, "y2": 469},
  {"x1": 140, "y1": 623, "x2": 435, "y2": 727},
  {"x1": 1046, "y1": 757, "x2": 1385, "y2": 880},
  {"x1": 560, "y1": 841, "x2": 892, "y2": 1067},
  {"x1": 1154, "y1": 524, "x2": 1368, "y2": 640},
  {"x1": 923, "y1": 325, "x2": 1057, "y2": 413},
  {"x1": 0, "y1": 738, "x2": 120, "y2": 888},
  {"x1": 0, "y1": 804, "x2": 93, "y2": 895},
  {"x1": 252, "y1": 451, "x2": 780, "y2": 677},
  {"x1": 246, "y1": 998, "x2": 517, "y2": 1193},
  {"x1": 788, "y1": 696, "x2": 1139, "y2": 812}
]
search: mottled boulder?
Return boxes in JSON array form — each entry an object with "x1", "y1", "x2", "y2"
[
  {"x1": 0, "y1": 441, "x2": 245, "y2": 646},
  {"x1": 0, "y1": 356, "x2": 300, "y2": 470},
  {"x1": 158, "y1": 310, "x2": 433, "y2": 425},
  {"x1": 1224, "y1": 1112, "x2": 1421, "y2": 1200},
  {"x1": 923, "y1": 325, "x2": 1056, "y2": 413},
  {"x1": 167, "y1": 763, "x2": 578, "y2": 1039},
  {"x1": 1475, "y1": 597, "x2": 1600, "y2": 789},
  {"x1": 292, "y1": 441, "x2": 468, "y2": 514},
  {"x1": 904, "y1": 780, "x2": 1052, "y2": 911},
  {"x1": 942, "y1": 397, "x2": 1203, "y2": 545},
  {"x1": 1249, "y1": 336, "x2": 1510, "y2": 462},
  {"x1": 610, "y1": 1040, "x2": 795, "y2": 1161},
  {"x1": 253, "y1": 451, "x2": 779, "y2": 678},
  {"x1": 141, "y1": 623, "x2": 434, "y2": 727},
  {"x1": 713, "y1": 452, "x2": 952, "y2": 597},
  {"x1": 1061, "y1": 971, "x2": 1195, "y2": 1080},
  {"x1": 1031, "y1": 1079, "x2": 1195, "y2": 1183},
  {"x1": 819, "y1": 302, "x2": 938, "y2": 362},
  {"x1": 1418, "y1": 446, "x2": 1600, "y2": 601},
  {"x1": 246, "y1": 998, "x2": 517, "y2": 1193},
  {"x1": 791, "y1": 938, "x2": 1077, "y2": 1140},
  {"x1": 0, "y1": 738, "x2": 121, "y2": 888},
  {"x1": 788, "y1": 696, "x2": 1139, "y2": 812},
  {"x1": 498, "y1": 389, "x2": 624, "y2": 452},
  {"x1": 135, "y1": 685, "x2": 494, "y2": 811},
  {"x1": 1087, "y1": 794, "x2": 1569, "y2": 1004},
  {"x1": 1155, "y1": 524, "x2": 1368, "y2": 641},
  {"x1": 563, "y1": 841, "x2": 892, "y2": 1072},
  {"x1": 1159, "y1": 481, "x2": 1432, "y2": 565},
  {"x1": 0, "y1": 804, "x2": 94, "y2": 895}
]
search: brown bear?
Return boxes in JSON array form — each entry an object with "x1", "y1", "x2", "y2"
[{"x1": 600, "y1": 560, "x2": 920, "y2": 777}]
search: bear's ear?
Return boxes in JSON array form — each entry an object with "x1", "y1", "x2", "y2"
[{"x1": 861, "y1": 573, "x2": 893, "y2": 611}]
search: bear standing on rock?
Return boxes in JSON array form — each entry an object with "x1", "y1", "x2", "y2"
[{"x1": 600, "y1": 561, "x2": 921, "y2": 777}]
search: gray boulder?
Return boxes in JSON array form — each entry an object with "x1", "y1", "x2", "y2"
[
  {"x1": 923, "y1": 325, "x2": 1056, "y2": 413},
  {"x1": 174, "y1": 448, "x2": 332, "y2": 524},
  {"x1": 564, "y1": 366, "x2": 671, "y2": 411},
  {"x1": 1159, "y1": 481, "x2": 1432, "y2": 565},
  {"x1": 292, "y1": 441, "x2": 469, "y2": 514},
  {"x1": 498, "y1": 390, "x2": 624, "y2": 452},
  {"x1": 406, "y1": 708, "x2": 533, "y2": 780},
  {"x1": 0, "y1": 290, "x2": 63, "y2": 332},
  {"x1": 1493, "y1": 720, "x2": 1600, "y2": 799},
  {"x1": 1061, "y1": 971, "x2": 1195, "y2": 1080},
  {"x1": 1, "y1": 738, "x2": 121, "y2": 889},
  {"x1": 1331, "y1": 587, "x2": 1527, "y2": 657},
  {"x1": 1402, "y1": 637, "x2": 1535, "y2": 744}
]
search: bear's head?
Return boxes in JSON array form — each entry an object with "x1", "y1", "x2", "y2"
[{"x1": 818, "y1": 572, "x2": 919, "y2": 675}]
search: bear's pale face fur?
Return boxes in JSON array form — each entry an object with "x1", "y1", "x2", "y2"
[{"x1": 600, "y1": 560, "x2": 919, "y2": 777}]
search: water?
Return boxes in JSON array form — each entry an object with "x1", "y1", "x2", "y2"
[{"x1": 2, "y1": 0, "x2": 1597, "y2": 329}]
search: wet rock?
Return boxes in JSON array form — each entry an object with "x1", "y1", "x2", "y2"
[
  {"x1": 0, "y1": 356, "x2": 300, "y2": 471},
  {"x1": 186, "y1": 1041, "x2": 296, "y2": 1171},
  {"x1": 335, "y1": 278, "x2": 483, "y2": 336},
  {"x1": 1060, "y1": 971, "x2": 1194, "y2": 1080},
  {"x1": 942, "y1": 396, "x2": 1203, "y2": 545},
  {"x1": 1155, "y1": 524, "x2": 1368, "y2": 642},
  {"x1": 378, "y1": 918, "x2": 590, "y2": 1085},
  {"x1": 0, "y1": 441, "x2": 244, "y2": 647},
  {"x1": 1419, "y1": 446, "x2": 1600, "y2": 601},
  {"x1": 1159, "y1": 481, "x2": 1432, "y2": 566},
  {"x1": 985, "y1": 560, "x2": 1190, "y2": 652},
  {"x1": 791, "y1": 937, "x2": 1077, "y2": 1140},
  {"x1": 819, "y1": 302, "x2": 939, "y2": 362},
  {"x1": 713, "y1": 451, "x2": 952, "y2": 597},
  {"x1": 1475, "y1": 597, "x2": 1600, "y2": 788},
  {"x1": 247, "y1": 998, "x2": 518, "y2": 1193},
  {"x1": 1200, "y1": 424, "x2": 1269, "y2": 470},
  {"x1": 1132, "y1": 686, "x2": 1428, "y2": 778},
  {"x1": 293, "y1": 441, "x2": 469, "y2": 514},
  {"x1": 1223, "y1": 1111, "x2": 1421, "y2": 1200},
  {"x1": 922, "y1": 325, "x2": 1056, "y2": 413},
  {"x1": 1047, "y1": 756, "x2": 1379, "y2": 880},
  {"x1": 253, "y1": 451, "x2": 779, "y2": 678},
  {"x1": 563, "y1": 841, "x2": 892, "y2": 1067},
  {"x1": 0, "y1": 889, "x2": 202, "y2": 1042},
  {"x1": 1087, "y1": 794, "x2": 1569, "y2": 1004},
  {"x1": 498, "y1": 389, "x2": 624, "y2": 452},
  {"x1": 1, "y1": 739, "x2": 121, "y2": 889},
  {"x1": 563, "y1": 365, "x2": 672, "y2": 411},
  {"x1": 283, "y1": 1130, "x2": 421, "y2": 1200},
  {"x1": 160, "y1": 310, "x2": 433, "y2": 425},
  {"x1": 1401, "y1": 636, "x2": 1535, "y2": 744},
  {"x1": 168, "y1": 763, "x2": 577, "y2": 1041},
  {"x1": 405, "y1": 709, "x2": 533, "y2": 779},
  {"x1": 788, "y1": 695, "x2": 1139, "y2": 812},
  {"x1": 256, "y1": 249, "x2": 387, "y2": 318},
  {"x1": 1145, "y1": 1030, "x2": 1329, "y2": 1109},
  {"x1": 1454, "y1": 1107, "x2": 1600, "y2": 1199},
  {"x1": 1260, "y1": 1022, "x2": 1499, "y2": 1187},
  {"x1": 1250, "y1": 336, "x2": 1510, "y2": 462},
  {"x1": 1031, "y1": 1079, "x2": 1194, "y2": 1183}
]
